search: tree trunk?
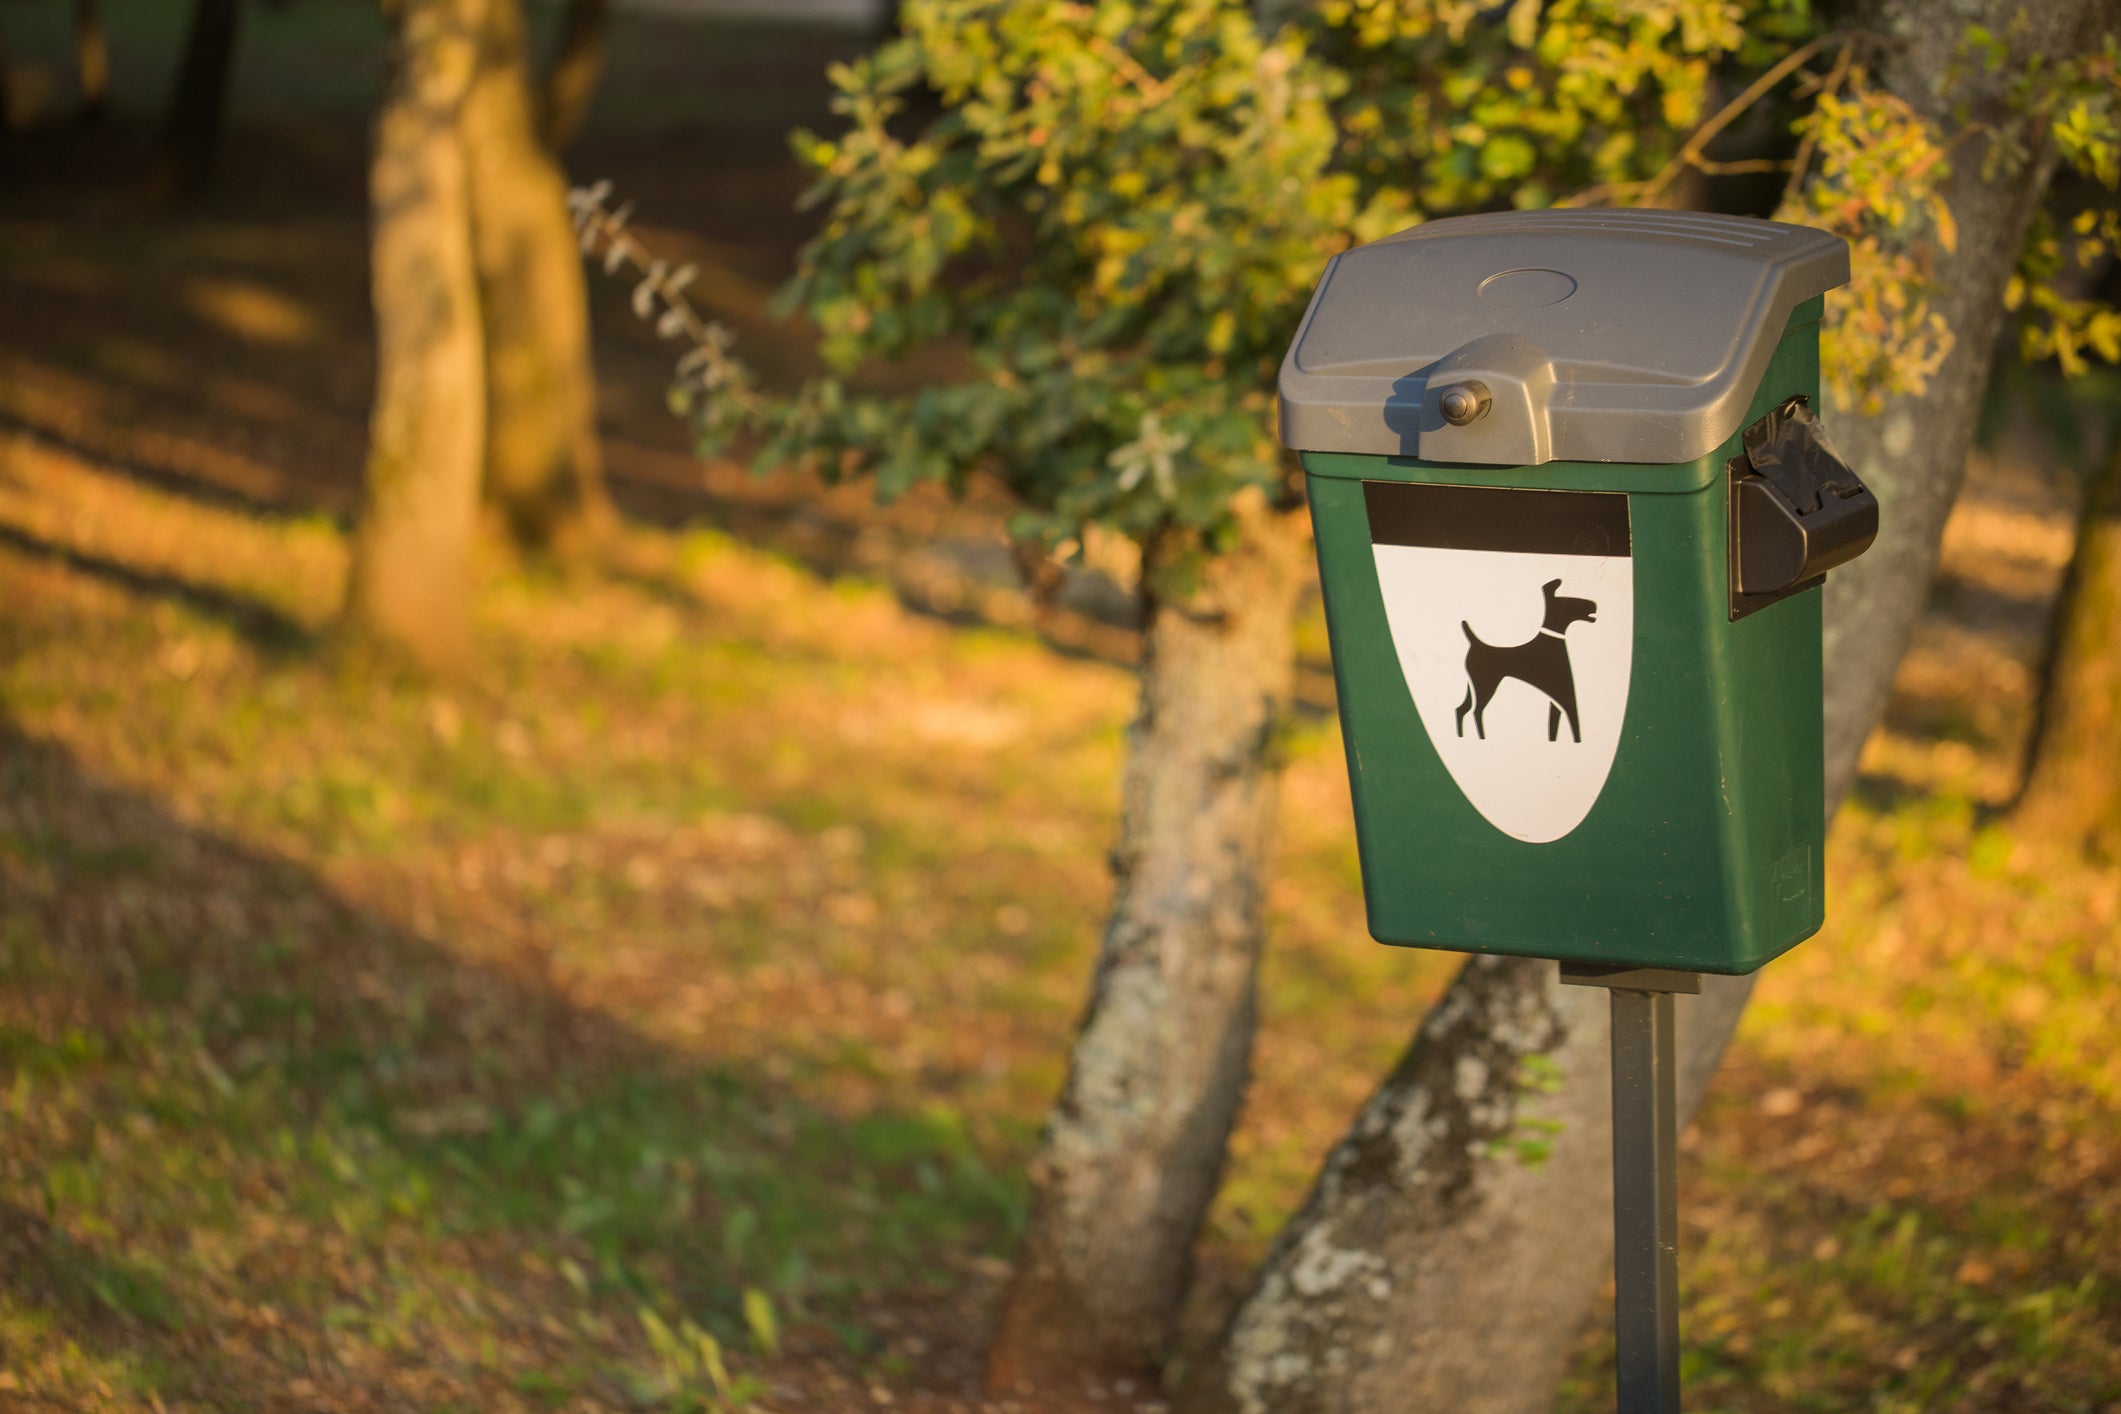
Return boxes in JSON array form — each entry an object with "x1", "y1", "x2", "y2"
[
  {"x1": 74, "y1": 0, "x2": 109, "y2": 124},
  {"x1": 1186, "y1": 5, "x2": 2107, "y2": 1410},
  {"x1": 985, "y1": 494, "x2": 1312, "y2": 1391},
  {"x1": 0, "y1": 7, "x2": 14, "y2": 135},
  {"x1": 2015, "y1": 439, "x2": 2121, "y2": 852},
  {"x1": 344, "y1": 0, "x2": 491, "y2": 671},
  {"x1": 462, "y1": 0, "x2": 611, "y2": 554},
  {"x1": 536, "y1": 0, "x2": 607, "y2": 151},
  {"x1": 152, "y1": 0, "x2": 243, "y2": 199}
]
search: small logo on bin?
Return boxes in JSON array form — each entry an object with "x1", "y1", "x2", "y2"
[{"x1": 1367, "y1": 482, "x2": 1632, "y2": 844}]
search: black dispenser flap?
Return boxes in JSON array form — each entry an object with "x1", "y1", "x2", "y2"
[{"x1": 1729, "y1": 397, "x2": 1878, "y2": 619}]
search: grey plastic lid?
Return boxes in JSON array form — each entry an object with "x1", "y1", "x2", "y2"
[{"x1": 1278, "y1": 209, "x2": 1849, "y2": 466}]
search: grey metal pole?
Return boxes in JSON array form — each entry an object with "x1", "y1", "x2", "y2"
[
  {"x1": 1559, "y1": 961, "x2": 1699, "y2": 1414},
  {"x1": 1609, "y1": 984, "x2": 1681, "y2": 1413}
]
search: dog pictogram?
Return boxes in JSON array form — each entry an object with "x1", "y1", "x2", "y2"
[
  {"x1": 1367, "y1": 481, "x2": 1632, "y2": 842},
  {"x1": 1455, "y1": 578, "x2": 1599, "y2": 742}
]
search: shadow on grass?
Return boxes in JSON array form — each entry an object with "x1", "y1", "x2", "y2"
[
  {"x1": 1926, "y1": 565, "x2": 2058, "y2": 639},
  {"x1": 1845, "y1": 770, "x2": 2026, "y2": 835},
  {"x1": 0, "y1": 1201, "x2": 190, "y2": 1334},
  {"x1": 0, "y1": 726, "x2": 1021, "y2": 1406},
  {"x1": 0, "y1": 519, "x2": 315, "y2": 653}
]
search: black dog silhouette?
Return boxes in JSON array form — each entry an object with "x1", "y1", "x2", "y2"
[{"x1": 1455, "y1": 578, "x2": 1599, "y2": 742}]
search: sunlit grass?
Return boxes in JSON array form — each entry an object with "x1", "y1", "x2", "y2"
[{"x1": 1557, "y1": 786, "x2": 2121, "y2": 1411}]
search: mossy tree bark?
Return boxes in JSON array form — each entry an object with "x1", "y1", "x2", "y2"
[
  {"x1": 2016, "y1": 441, "x2": 2121, "y2": 853},
  {"x1": 152, "y1": 0, "x2": 242, "y2": 199},
  {"x1": 535, "y1": 0, "x2": 607, "y2": 151},
  {"x1": 462, "y1": 0, "x2": 611, "y2": 554},
  {"x1": 345, "y1": 0, "x2": 490, "y2": 671},
  {"x1": 1184, "y1": 4, "x2": 2108, "y2": 1411},
  {"x1": 985, "y1": 493, "x2": 1312, "y2": 1391}
]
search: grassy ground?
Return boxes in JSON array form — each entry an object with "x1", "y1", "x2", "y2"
[
  {"x1": 3, "y1": 8, "x2": 2119, "y2": 1412},
  {"x1": 0, "y1": 423, "x2": 1443, "y2": 1412}
]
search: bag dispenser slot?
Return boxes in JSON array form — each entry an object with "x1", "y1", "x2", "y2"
[{"x1": 1729, "y1": 396, "x2": 1878, "y2": 620}]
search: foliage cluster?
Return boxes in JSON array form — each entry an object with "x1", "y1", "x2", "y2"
[
  {"x1": 681, "y1": 0, "x2": 1818, "y2": 573},
  {"x1": 1304, "y1": 0, "x2": 1806, "y2": 210},
  {"x1": 762, "y1": 0, "x2": 1363, "y2": 564},
  {"x1": 2006, "y1": 34, "x2": 2121, "y2": 377},
  {"x1": 616, "y1": 4, "x2": 2121, "y2": 526},
  {"x1": 1784, "y1": 25, "x2": 2121, "y2": 411},
  {"x1": 1776, "y1": 70, "x2": 1957, "y2": 413}
]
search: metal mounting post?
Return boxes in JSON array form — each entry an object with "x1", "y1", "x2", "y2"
[{"x1": 1561, "y1": 962, "x2": 1702, "y2": 1414}]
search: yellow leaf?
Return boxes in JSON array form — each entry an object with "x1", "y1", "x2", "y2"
[{"x1": 1506, "y1": 0, "x2": 1540, "y2": 49}]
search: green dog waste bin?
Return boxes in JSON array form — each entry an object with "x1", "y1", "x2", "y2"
[{"x1": 1282, "y1": 209, "x2": 1878, "y2": 975}]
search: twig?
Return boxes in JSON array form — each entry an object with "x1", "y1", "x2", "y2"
[
  {"x1": 1562, "y1": 33, "x2": 1843, "y2": 209},
  {"x1": 1643, "y1": 33, "x2": 1839, "y2": 202},
  {"x1": 1087, "y1": 34, "x2": 1174, "y2": 107},
  {"x1": 1046, "y1": 2, "x2": 1173, "y2": 109},
  {"x1": 1781, "y1": 39, "x2": 1856, "y2": 209},
  {"x1": 1692, "y1": 157, "x2": 1796, "y2": 176},
  {"x1": 566, "y1": 179, "x2": 761, "y2": 421}
]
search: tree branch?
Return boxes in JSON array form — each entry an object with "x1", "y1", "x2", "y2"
[
  {"x1": 1562, "y1": 33, "x2": 1846, "y2": 210},
  {"x1": 565, "y1": 181, "x2": 760, "y2": 422},
  {"x1": 1780, "y1": 39, "x2": 1857, "y2": 209}
]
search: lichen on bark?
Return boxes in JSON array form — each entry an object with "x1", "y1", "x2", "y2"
[
  {"x1": 1191, "y1": 956, "x2": 1600, "y2": 1414},
  {"x1": 984, "y1": 494, "x2": 1311, "y2": 1392}
]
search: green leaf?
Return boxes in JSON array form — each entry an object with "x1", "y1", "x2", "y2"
[{"x1": 741, "y1": 1287, "x2": 781, "y2": 1357}]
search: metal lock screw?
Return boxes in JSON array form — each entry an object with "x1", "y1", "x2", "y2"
[{"x1": 1439, "y1": 381, "x2": 1492, "y2": 427}]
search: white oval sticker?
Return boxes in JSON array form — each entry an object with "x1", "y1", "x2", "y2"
[{"x1": 1366, "y1": 482, "x2": 1633, "y2": 844}]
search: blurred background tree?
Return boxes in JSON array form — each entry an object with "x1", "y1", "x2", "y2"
[
  {"x1": 2016, "y1": 412, "x2": 2121, "y2": 856},
  {"x1": 536, "y1": 0, "x2": 606, "y2": 149},
  {"x1": 71, "y1": 0, "x2": 106, "y2": 122},
  {"x1": 152, "y1": 0, "x2": 243, "y2": 198},
  {"x1": 461, "y1": 0, "x2": 611, "y2": 554},
  {"x1": 345, "y1": 0, "x2": 490, "y2": 667},
  {"x1": 349, "y1": 0, "x2": 610, "y2": 666},
  {"x1": 2012, "y1": 84, "x2": 2121, "y2": 858}
]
